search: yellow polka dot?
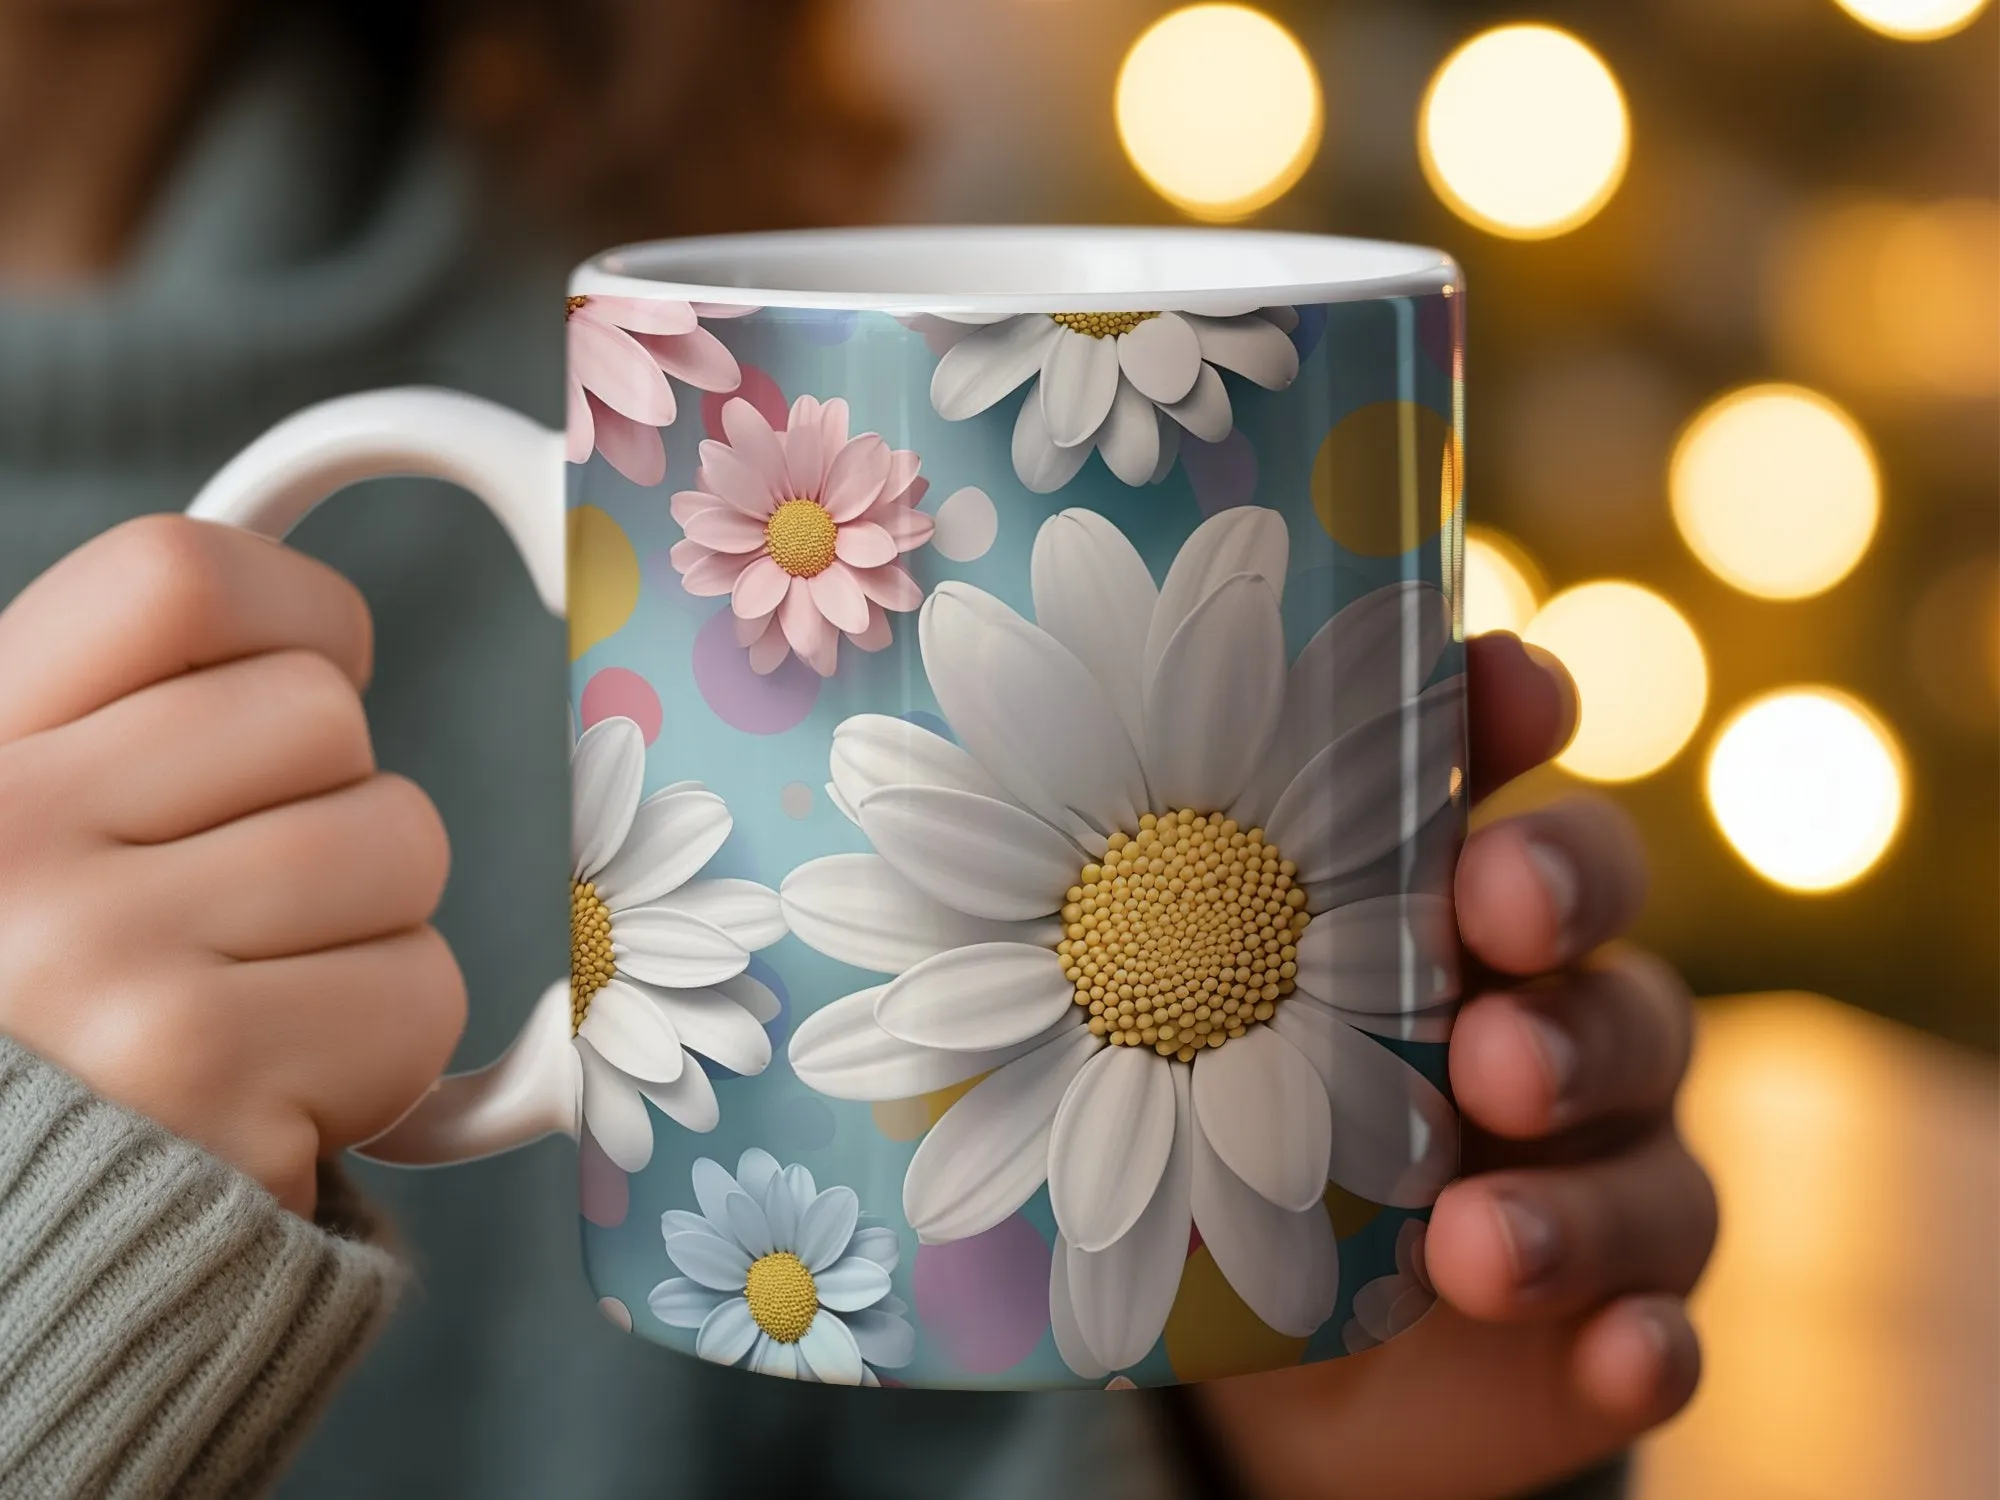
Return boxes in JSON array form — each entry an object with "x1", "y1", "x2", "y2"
[
  {"x1": 872, "y1": 1074, "x2": 986, "y2": 1142},
  {"x1": 1163, "y1": 1246, "x2": 1311, "y2": 1381},
  {"x1": 568, "y1": 506, "x2": 640, "y2": 661},
  {"x1": 1324, "y1": 1183, "x2": 1384, "y2": 1240},
  {"x1": 1311, "y1": 402, "x2": 1459, "y2": 557}
]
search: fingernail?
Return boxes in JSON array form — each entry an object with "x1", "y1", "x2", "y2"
[
  {"x1": 1494, "y1": 1192, "x2": 1561, "y2": 1291},
  {"x1": 1525, "y1": 1012, "x2": 1580, "y2": 1114},
  {"x1": 1522, "y1": 642, "x2": 1579, "y2": 756},
  {"x1": 1523, "y1": 838, "x2": 1579, "y2": 949}
]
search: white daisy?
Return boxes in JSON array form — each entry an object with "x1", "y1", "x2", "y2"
[
  {"x1": 648, "y1": 1149, "x2": 915, "y2": 1385},
  {"x1": 782, "y1": 507, "x2": 1464, "y2": 1375},
  {"x1": 921, "y1": 307, "x2": 1301, "y2": 493},
  {"x1": 1342, "y1": 1220, "x2": 1436, "y2": 1354}
]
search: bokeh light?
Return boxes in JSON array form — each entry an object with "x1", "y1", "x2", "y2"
[
  {"x1": 1464, "y1": 527, "x2": 1545, "y2": 636},
  {"x1": 1116, "y1": 5, "x2": 1324, "y2": 221},
  {"x1": 1670, "y1": 385, "x2": 1880, "y2": 601},
  {"x1": 1706, "y1": 689, "x2": 1907, "y2": 892},
  {"x1": 1419, "y1": 24, "x2": 1630, "y2": 239},
  {"x1": 1524, "y1": 581, "x2": 1709, "y2": 782},
  {"x1": 1828, "y1": 0, "x2": 1992, "y2": 40}
]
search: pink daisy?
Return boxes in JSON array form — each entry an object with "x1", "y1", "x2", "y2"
[
  {"x1": 566, "y1": 296, "x2": 753, "y2": 486},
  {"x1": 670, "y1": 396, "x2": 935, "y2": 678}
]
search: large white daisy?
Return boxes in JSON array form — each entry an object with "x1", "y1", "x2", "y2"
[
  {"x1": 921, "y1": 307, "x2": 1301, "y2": 493},
  {"x1": 782, "y1": 507, "x2": 1464, "y2": 1375},
  {"x1": 648, "y1": 1150, "x2": 915, "y2": 1385}
]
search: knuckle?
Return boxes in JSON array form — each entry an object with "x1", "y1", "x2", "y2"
[
  {"x1": 106, "y1": 515, "x2": 231, "y2": 649},
  {"x1": 264, "y1": 649, "x2": 371, "y2": 758},
  {"x1": 397, "y1": 926, "x2": 469, "y2": 1066},
  {"x1": 371, "y1": 775, "x2": 451, "y2": 909},
  {"x1": 86, "y1": 984, "x2": 232, "y2": 1111}
]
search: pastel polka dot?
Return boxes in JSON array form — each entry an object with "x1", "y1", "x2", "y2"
[
  {"x1": 770, "y1": 1093, "x2": 837, "y2": 1153},
  {"x1": 794, "y1": 309, "x2": 859, "y2": 346},
  {"x1": 703, "y1": 364, "x2": 788, "y2": 438},
  {"x1": 1105, "y1": 1376, "x2": 1138, "y2": 1391},
  {"x1": 932, "y1": 486, "x2": 999, "y2": 561},
  {"x1": 578, "y1": 1131, "x2": 630, "y2": 1228},
  {"x1": 1289, "y1": 303, "x2": 1329, "y2": 363},
  {"x1": 1311, "y1": 402, "x2": 1456, "y2": 557},
  {"x1": 1163, "y1": 1246, "x2": 1310, "y2": 1381},
  {"x1": 598, "y1": 1296, "x2": 633, "y2": 1332},
  {"x1": 1181, "y1": 429, "x2": 1259, "y2": 515},
  {"x1": 1325, "y1": 1183, "x2": 1385, "y2": 1240},
  {"x1": 567, "y1": 507, "x2": 640, "y2": 661},
  {"x1": 581, "y1": 668, "x2": 662, "y2": 744},
  {"x1": 913, "y1": 1215, "x2": 1051, "y2": 1373},
  {"x1": 780, "y1": 782, "x2": 815, "y2": 819},
  {"x1": 691, "y1": 608, "x2": 820, "y2": 734},
  {"x1": 871, "y1": 1073, "x2": 984, "y2": 1143}
]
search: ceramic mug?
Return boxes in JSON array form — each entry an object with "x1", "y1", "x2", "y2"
[{"x1": 189, "y1": 227, "x2": 1469, "y2": 1391}]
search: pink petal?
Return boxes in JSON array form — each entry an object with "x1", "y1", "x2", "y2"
[
  {"x1": 692, "y1": 301, "x2": 759, "y2": 320},
  {"x1": 571, "y1": 317, "x2": 677, "y2": 425},
  {"x1": 816, "y1": 400, "x2": 852, "y2": 481},
  {"x1": 578, "y1": 296, "x2": 698, "y2": 336},
  {"x1": 670, "y1": 489, "x2": 722, "y2": 527},
  {"x1": 735, "y1": 611, "x2": 774, "y2": 647},
  {"x1": 588, "y1": 398, "x2": 667, "y2": 486},
  {"x1": 720, "y1": 399, "x2": 791, "y2": 501},
  {"x1": 679, "y1": 549, "x2": 752, "y2": 597},
  {"x1": 778, "y1": 576, "x2": 833, "y2": 664},
  {"x1": 882, "y1": 448, "x2": 922, "y2": 504},
  {"x1": 855, "y1": 562, "x2": 923, "y2": 613},
  {"x1": 566, "y1": 375, "x2": 594, "y2": 464},
  {"x1": 731, "y1": 554, "x2": 792, "y2": 619},
  {"x1": 682, "y1": 505, "x2": 770, "y2": 554},
  {"x1": 873, "y1": 505, "x2": 936, "y2": 551},
  {"x1": 783, "y1": 405, "x2": 824, "y2": 499},
  {"x1": 809, "y1": 562, "x2": 871, "y2": 634},
  {"x1": 669, "y1": 537, "x2": 711, "y2": 570},
  {"x1": 802, "y1": 629, "x2": 839, "y2": 678},
  {"x1": 822, "y1": 435, "x2": 892, "y2": 522},
  {"x1": 834, "y1": 521, "x2": 897, "y2": 569},
  {"x1": 638, "y1": 327, "x2": 742, "y2": 393},
  {"x1": 697, "y1": 439, "x2": 782, "y2": 516},
  {"x1": 749, "y1": 626, "x2": 793, "y2": 675},
  {"x1": 853, "y1": 602, "x2": 894, "y2": 653}
]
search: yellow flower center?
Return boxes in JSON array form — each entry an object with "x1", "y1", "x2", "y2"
[
  {"x1": 765, "y1": 498, "x2": 839, "y2": 578},
  {"x1": 570, "y1": 880, "x2": 615, "y2": 1033},
  {"x1": 744, "y1": 1251, "x2": 820, "y2": 1343},
  {"x1": 1057, "y1": 810, "x2": 1310, "y2": 1063},
  {"x1": 1049, "y1": 311, "x2": 1161, "y2": 339},
  {"x1": 566, "y1": 294, "x2": 589, "y2": 315}
]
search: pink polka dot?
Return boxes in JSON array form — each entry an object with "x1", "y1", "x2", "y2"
[
  {"x1": 912, "y1": 1215, "x2": 1050, "y2": 1374},
  {"x1": 581, "y1": 668, "x2": 663, "y2": 745},
  {"x1": 703, "y1": 364, "x2": 788, "y2": 438},
  {"x1": 691, "y1": 609, "x2": 820, "y2": 734},
  {"x1": 1183, "y1": 429, "x2": 1259, "y2": 515},
  {"x1": 579, "y1": 1132, "x2": 629, "y2": 1228}
]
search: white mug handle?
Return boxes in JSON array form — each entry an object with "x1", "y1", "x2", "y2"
[{"x1": 187, "y1": 386, "x2": 582, "y2": 1166}]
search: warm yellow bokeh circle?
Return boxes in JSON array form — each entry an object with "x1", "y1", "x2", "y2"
[
  {"x1": 1463, "y1": 527, "x2": 1545, "y2": 637},
  {"x1": 567, "y1": 506, "x2": 640, "y2": 661},
  {"x1": 1829, "y1": 0, "x2": 1991, "y2": 40},
  {"x1": 1116, "y1": 4, "x2": 1325, "y2": 221},
  {"x1": 1312, "y1": 402, "x2": 1458, "y2": 557}
]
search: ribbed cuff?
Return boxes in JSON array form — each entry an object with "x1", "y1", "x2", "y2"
[{"x1": 0, "y1": 1038, "x2": 402, "y2": 1499}]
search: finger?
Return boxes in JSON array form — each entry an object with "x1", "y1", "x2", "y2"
[
  {"x1": 60, "y1": 650, "x2": 374, "y2": 842},
  {"x1": 1467, "y1": 633, "x2": 1578, "y2": 804},
  {"x1": 1456, "y1": 795, "x2": 1648, "y2": 975},
  {"x1": 1449, "y1": 947, "x2": 1694, "y2": 1139},
  {"x1": 1426, "y1": 1126, "x2": 1718, "y2": 1322},
  {"x1": 0, "y1": 515, "x2": 372, "y2": 744},
  {"x1": 1571, "y1": 1295, "x2": 1704, "y2": 1429},
  {"x1": 164, "y1": 774, "x2": 450, "y2": 960}
]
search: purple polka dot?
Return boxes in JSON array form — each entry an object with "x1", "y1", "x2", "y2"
[
  {"x1": 692, "y1": 609, "x2": 820, "y2": 734},
  {"x1": 1290, "y1": 304, "x2": 1328, "y2": 362},
  {"x1": 579, "y1": 1132, "x2": 630, "y2": 1228},
  {"x1": 913, "y1": 1215, "x2": 1051, "y2": 1373},
  {"x1": 703, "y1": 364, "x2": 789, "y2": 439},
  {"x1": 1417, "y1": 295, "x2": 1458, "y2": 375},
  {"x1": 794, "y1": 309, "x2": 859, "y2": 346},
  {"x1": 1183, "y1": 429, "x2": 1259, "y2": 515},
  {"x1": 770, "y1": 1094, "x2": 837, "y2": 1153},
  {"x1": 581, "y1": 668, "x2": 663, "y2": 745}
]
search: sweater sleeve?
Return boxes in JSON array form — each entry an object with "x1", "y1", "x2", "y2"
[{"x1": 0, "y1": 1038, "x2": 402, "y2": 1499}]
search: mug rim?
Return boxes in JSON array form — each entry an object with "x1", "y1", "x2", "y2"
[{"x1": 569, "y1": 224, "x2": 1458, "y2": 314}]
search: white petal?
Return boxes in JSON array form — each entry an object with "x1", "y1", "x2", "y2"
[
  {"x1": 736, "y1": 1148, "x2": 782, "y2": 1202},
  {"x1": 571, "y1": 718, "x2": 646, "y2": 880},
  {"x1": 815, "y1": 1256, "x2": 893, "y2": 1312},
  {"x1": 1030, "y1": 509, "x2": 1158, "y2": 757},
  {"x1": 795, "y1": 1186, "x2": 861, "y2": 1272},
  {"x1": 636, "y1": 1061, "x2": 720, "y2": 1134},
  {"x1": 660, "y1": 1208, "x2": 722, "y2": 1243},
  {"x1": 1142, "y1": 573, "x2": 1286, "y2": 812},
  {"x1": 648, "y1": 1277, "x2": 729, "y2": 1329},
  {"x1": 829, "y1": 713, "x2": 1008, "y2": 815},
  {"x1": 1013, "y1": 389, "x2": 1093, "y2": 494},
  {"x1": 576, "y1": 1039, "x2": 655, "y2": 1172},
  {"x1": 1097, "y1": 379, "x2": 1162, "y2": 487},
  {"x1": 796, "y1": 1310, "x2": 866, "y2": 1384},
  {"x1": 931, "y1": 316, "x2": 1062, "y2": 420},
  {"x1": 920, "y1": 584, "x2": 1147, "y2": 851},
  {"x1": 654, "y1": 878, "x2": 786, "y2": 951},
  {"x1": 857, "y1": 787, "x2": 1077, "y2": 921},
  {"x1": 1047, "y1": 1047, "x2": 1178, "y2": 1253},
  {"x1": 1190, "y1": 1112, "x2": 1338, "y2": 1337},
  {"x1": 577, "y1": 980, "x2": 684, "y2": 1084},
  {"x1": 1118, "y1": 313, "x2": 1203, "y2": 404},
  {"x1": 1184, "y1": 314, "x2": 1302, "y2": 390},
  {"x1": 1041, "y1": 328, "x2": 1121, "y2": 448},
  {"x1": 645, "y1": 982, "x2": 774, "y2": 1076},
  {"x1": 1293, "y1": 896, "x2": 1460, "y2": 1013},
  {"x1": 691, "y1": 1155, "x2": 742, "y2": 1225},
  {"x1": 1049, "y1": 1237, "x2": 1111, "y2": 1379},
  {"x1": 1265, "y1": 1001, "x2": 1457, "y2": 1207},
  {"x1": 849, "y1": 1226, "x2": 900, "y2": 1272},
  {"x1": 723, "y1": 1189, "x2": 775, "y2": 1258},
  {"x1": 1190, "y1": 1027, "x2": 1332, "y2": 1212},
  {"x1": 1161, "y1": 363, "x2": 1232, "y2": 442},
  {"x1": 876, "y1": 943, "x2": 1079, "y2": 1053},
  {"x1": 1065, "y1": 1065, "x2": 1193, "y2": 1368},
  {"x1": 903, "y1": 1026, "x2": 1102, "y2": 1243},
  {"x1": 716, "y1": 972, "x2": 782, "y2": 1025},
  {"x1": 1150, "y1": 416, "x2": 1181, "y2": 485},
  {"x1": 1323, "y1": 998, "x2": 1460, "y2": 1044},
  {"x1": 782, "y1": 854, "x2": 1060, "y2": 975},
  {"x1": 766, "y1": 1163, "x2": 817, "y2": 1248},
  {"x1": 1264, "y1": 677, "x2": 1466, "y2": 886},
  {"x1": 788, "y1": 986, "x2": 1075, "y2": 1101},
  {"x1": 594, "y1": 788, "x2": 731, "y2": 909},
  {"x1": 613, "y1": 907, "x2": 749, "y2": 988},
  {"x1": 1146, "y1": 508, "x2": 1289, "y2": 686},
  {"x1": 753, "y1": 1336, "x2": 799, "y2": 1380},
  {"x1": 843, "y1": 1309, "x2": 916, "y2": 1369},
  {"x1": 1232, "y1": 583, "x2": 1451, "y2": 828},
  {"x1": 695, "y1": 1298, "x2": 760, "y2": 1365},
  {"x1": 665, "y1": 1230, "x2": 752, "y2": 1291}
]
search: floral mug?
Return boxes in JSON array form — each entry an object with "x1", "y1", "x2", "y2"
[{"x1": 189, "y1": 227, "x2": 1468, "y2": 1391}]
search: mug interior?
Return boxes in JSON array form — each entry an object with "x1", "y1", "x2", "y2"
[{"x1": 572, "y1": 226, "x2": 1455, "y2": 314}]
